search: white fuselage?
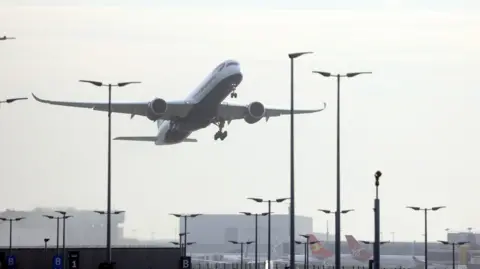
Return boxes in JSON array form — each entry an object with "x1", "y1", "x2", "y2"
[{"x1": 154, "y1": 60, "x2": 242, "y2": 145}]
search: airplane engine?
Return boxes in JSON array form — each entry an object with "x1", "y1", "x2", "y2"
[
  {"x1": 244, "y1": 101, "x2": 265, "y2": 124},
  {"x1": 146, "y1": 98, "x2": 168, "y2": 121}
]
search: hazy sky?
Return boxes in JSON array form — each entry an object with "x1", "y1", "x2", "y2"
[{"x1": 1, "y1": 0, "x2": 479, "y2": 242}]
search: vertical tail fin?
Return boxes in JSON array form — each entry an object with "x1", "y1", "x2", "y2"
[
  {"x1": 308, "y1": 234, "x2": 334, "y2": 258},
  {"x1": 345, "y1": 235, "x2": 372, "y2": 262}
]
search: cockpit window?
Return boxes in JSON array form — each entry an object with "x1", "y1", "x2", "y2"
[
  {"x1": 214, "y1": 63, "x2": 225, "y2": 72},
  {"x1": 226, "y1": 62, "x2": 239, "y2": 67}
]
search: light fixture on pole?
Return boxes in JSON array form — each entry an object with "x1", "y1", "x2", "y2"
[
  {"x1": 0, "y1": 97, "x2": 28, "y2": 108},
  {"x1": 178, "y1": 232, "x2": 189, "y2": 256},
  {"x1": 0, "y1": 217, "x2": 25, "y2": 255},
  {"x1": 248, "y1": 197, "x2": 289, "y2": 266},
  {"x1": 0, "y1": 36, "x2": 15, "y2": 41},
  {"x1": 55, "y1": 211, "x2": 72, "y2": 269},
  {"x1": 240, "y1": 211, "x2": 270, "y2": 269},
  {"x1": 44, "y1": 238, "x2": 50, "y2": 262},
  {"x1": 359, "y1": 240, "x2": 390, "y2": 245},
  {"x1": 288, "y1": 51, "x2": 313, "y2": 269},
  {"x1": 438, "y1": 240, "x2": 469, "y2": 269},
  {"x1": 298, "y1": 235, "x2": 320, "y2": 269},
  {"x1": 406, "y1": 205, "x2": 446, "y2": 269},
  {"x1": 312, "y1": 69, "x2": 371, "y2": 269},
  {"x1": 43, "y1": 215, "x2": 61, "y2": 254},
  {"x1": 93, "y1": 210, "x2": 125, "y2": 254},
  {"x1": 79, "y1": 79, "x2": 140, "y2": 265},
  {"x1": 169, "y1": 213, "x2": 202, "y2": 256},
  {"x1": 229, "y1": 240, "x2": 254, "y2": 269}
]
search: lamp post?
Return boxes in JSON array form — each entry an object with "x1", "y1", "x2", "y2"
[
  {"x1": 359, "y1": 240, "x2": 389, "y2": 260},
  {"x1": 0, "y1": 217, "x2": 25, "y2": 255},
  {"x1": 44, "y1": 238, "x2": 50, "y2": 263},
  {"x1": 94, "y1": 210, "x2": 125, "y2": 254},
  {"x1": 229, "y1": 240, "x2": 254, "y2": 269},
  {"x1": 55, "y1": 211, "x2": 72, "y2": 269},
  {"x1": 0, "y1": 97, "x2": 28, "y2": 108},
  {"x1": 170, "y1": 213, "x2": 202, "y2": 256},
  {"x1": 312, "y1": 69, "x2": 371, "y2": 269},
  {"x1": 248, "y1": 197, "x2": 289, "y2": 265},
  {"x1": 298, "y1": 235, "x2": 320, "y2": 269},
  {"x1": 373, "y1": 170, "x2": 382, "y2": 269},
  {"x1": 79, "y1": 79, "x2": 141, "y2": 264},
  {"x1": 359, "y1": 240, "x2": 390, "y2": 245},
  {"x1": 240, "y1": 212, "x2": 270, "y2": 269},
  {"x1": 406, "y1": 206, "x2": 446, "y2": 269},
  {"x1": 43, "y1": 215, "x2": 62, "y2": 254},
  {"x1": 438, "y1": 241, "x2": 469, "y2": 269},
  {"x1": 288, "y1": 51, "x2": 313, "y2": 269},
  {"x1": 171, "y1": 241, "x2": 196, "y2": 256},
  {"x1": 178, "y1": 232, "x2": 189, "y2": 256}
]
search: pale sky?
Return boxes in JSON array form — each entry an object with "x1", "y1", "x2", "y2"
[{"x1": 1, "y1": 0, "x2": 479, "y2": 242}]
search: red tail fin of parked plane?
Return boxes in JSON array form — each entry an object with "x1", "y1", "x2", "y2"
[
  {"x1": 345, "y1": 235, "x2": 373, "y2": 262},
  {"x1": 308, "y1": 234, "x2": 334, "y2": 258}
]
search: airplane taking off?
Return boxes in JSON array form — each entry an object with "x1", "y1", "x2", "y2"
[{"x1": 32, "y1": 60, "x2": 326, "y2": 145}]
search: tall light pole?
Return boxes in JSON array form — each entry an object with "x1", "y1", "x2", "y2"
[
  {"x1": 55, "y1": 211, "x2": 72, "y2": 269},
  {"x1": 438, "y1": 241, "x2": 469, "y2": 269},
  {"x1": 44, "y1": 238, "x2": 50, "y2": 263},
  {"x1": 298, "y1": 234, "x2": 320, "y2": 269},
  {"x1": 229, "y1": 240, "x2": 254, "y2": 269},
  {"x1": 43, "y1": 215, "x2": 61, "y2": 254},
  {"x1": 373, "y1": 171, "x2": 382, "y2": 269},
  {"x1": 94, "y1": 210, "x2": 125, "y2": 254},
  {"x1": 248, "y1": 197, "x2": 289, "y2": 265},
  {"x1": 0, "y1": 97, "x2": 28, "y2": 108},
  {"x1": 240, "y1": 211, "x2": 270, "y2": 269},
  {"x1": 406, "y1": 206, "x2": 446, "y2": 269},
  {"x1": 170, "y1": 213, "x2": 202, "y2": 256},
  {"x1": 171, "y1": 241, "x2": 196, "y2": 256},
  {"x1": 312, "y1": 70, "x2": 371, "y2": 269},
  {"x1": 288, "y1": 51, "x2": 313, "y2": 269},
  {"x1": 178, "y1": 232, "x2": 189, "y2": 256},
  {"x1": 0, "y1": 217, "x2": 25, "y2": 255},
  {"x1": 79, "y1": 80, "x2": 140, "y2": 264}
]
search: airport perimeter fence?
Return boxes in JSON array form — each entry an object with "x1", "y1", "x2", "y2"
[{"x1": 191, "y1": 263, "x2": 411, "y2": 269}]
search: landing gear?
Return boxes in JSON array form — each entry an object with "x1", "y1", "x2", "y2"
[
  {"x1": 213, "y1": 120, "x2": 228, "y2": 141},
  {"x1": 214, "y1": 130, "x2": 227, "y2": 141},
  {"x1": 230, "y1": 84, "x2": 238, "y2": 98}
]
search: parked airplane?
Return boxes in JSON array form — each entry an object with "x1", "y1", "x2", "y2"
[
  {"x1": 345, "y1": 235, "x2": 425, "y2": 268},
  {"x1": 32, "y1": 60, "x2": 325, "y2": 145},
  {"x1": 276, "y1": 234, "x2": 350, "y2": 264}
]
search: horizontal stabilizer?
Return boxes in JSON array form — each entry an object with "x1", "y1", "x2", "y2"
[
  {"x1": 113, "y1": 136, "x2": 198, "y2": 143},
  {"x1": 113, "y1": 136, "x2": 156, "y2": 141}
]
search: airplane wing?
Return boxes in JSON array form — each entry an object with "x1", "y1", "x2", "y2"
[
  {"x1": 31, "y1": 93, "x2": 193, "y2": 120},
  {"x1": 217, "y1": 102, "x2": 326, "y2": 122}
]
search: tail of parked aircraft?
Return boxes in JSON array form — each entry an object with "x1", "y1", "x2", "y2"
[
  {"x1": 345, "y1": 235, "x2": 372, "y2": 262},
  {"x1": 308, "y1": 234, "x2": 334, "y2": 258}
]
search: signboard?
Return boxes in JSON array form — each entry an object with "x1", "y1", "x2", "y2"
[
  {"x1": 52, "y1": 255, "x2": 62, "y2": 269},
  {"x1": 179, "y1": 256, "x2": 191, "y2": 269},
  {"x1": 6, "y1": 255, "x2": 15, "y2": 269},
  {"x1": 68, "y1": 251, "x2": 80, "y2": 269}
]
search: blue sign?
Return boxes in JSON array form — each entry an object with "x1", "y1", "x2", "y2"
[
  {"x1": 6, "y1": 255, "x2": 15, "y2": 268},
  {"x1": 52, "y1": 255, "x2": 63, "y2": 269}
]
